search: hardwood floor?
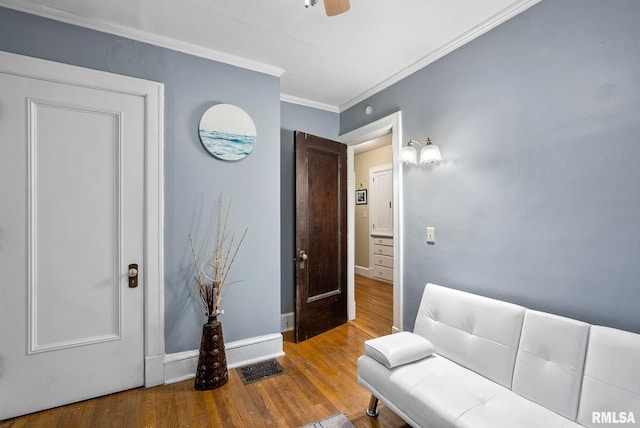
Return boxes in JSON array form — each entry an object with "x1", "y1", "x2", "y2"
[
  {"x1": 351, "y1": 275, "x2": 395, "y2": 338},
  {"x1": 0, "y1": 275, "x2": 408, "y2": 428}
]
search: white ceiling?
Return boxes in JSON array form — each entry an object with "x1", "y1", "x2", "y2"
[{"x1": 1, "y1": 0, "x2": 540, "y2": 111}]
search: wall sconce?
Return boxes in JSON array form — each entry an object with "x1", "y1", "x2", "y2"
[{"x1": 400, "y1": 138, "x2": 443, "y2": 165}]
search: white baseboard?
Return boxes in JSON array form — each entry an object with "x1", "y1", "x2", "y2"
[
  {"x1": 281, "y1": 312, "x2": 294, "y2": 332},
  {"x1": 355, "y1": 265, "x2": 370, "y2": 277},
  {"x1": 164, "y1": 350, "x2": 200, "y2": 384},
  {"x1": 163, "y1": 333, "x2": 284, "y2": 384}
]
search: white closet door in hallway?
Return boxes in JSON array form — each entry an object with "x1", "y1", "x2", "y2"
[
  {"x1": 369, "y1": 164, "x2": 393, "y2": 282},
  {"x1": 369, "y1": 164, "x2": 393, "y2": 236}
]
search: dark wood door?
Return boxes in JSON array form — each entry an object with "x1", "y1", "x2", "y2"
[{"x1": 295, "y1": 131, "x2": 347, "y2": 342}]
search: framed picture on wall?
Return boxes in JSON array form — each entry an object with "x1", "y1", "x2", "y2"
[{"x1": 356, "y1": 189, "x2": 367, "y2": 205}]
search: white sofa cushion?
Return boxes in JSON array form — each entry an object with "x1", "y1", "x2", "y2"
[
  {"x1": 403, "y1": 358, "x2": 506, "y2": 428},
  {"x1": 413, "y1": 283, "x2": 526, "y2": 388},
  {"x1": 512, "y1": 310, "x2": 590, "y2": 420},
  {"x1": 358, "y1": 353, "x2": 505, "y2": 427},
  {"x1": 364, "y1": 331, "x2": 435, "y2": 368},
  {"x1": 576, "y1": 326, "x2": 640, "y2": 428},
  {"x1": 360, "y1": 352, "x2": 580, "y2": 428},
  {"x1": 455, "y1": 389, "x2": 583, "y2": 428}
]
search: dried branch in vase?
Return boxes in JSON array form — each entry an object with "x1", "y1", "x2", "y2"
[{"x1": 189, "y1": 196, "x2": 247, "y2": 318}]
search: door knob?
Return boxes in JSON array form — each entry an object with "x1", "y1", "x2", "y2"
[
  {"x1": 128, "y1": 263, "x2": 139, "y2": 288},
  {"x1": 298, "y1": 250, "x2": 308, "y2": 269}
]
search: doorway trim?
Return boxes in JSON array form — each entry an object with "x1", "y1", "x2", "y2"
[
  {"x1": 0, "y1": 50, "x2": 166, "y2": 387},
  {"x1": 340, "y1": 111, "x2": 403, "y2": 333}
]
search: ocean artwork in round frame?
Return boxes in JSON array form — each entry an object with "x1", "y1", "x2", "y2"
[{"x1": 199, "y1": 104, "x2": 256, "y2": 161}]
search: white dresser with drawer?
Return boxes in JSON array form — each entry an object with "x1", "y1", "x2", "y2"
[{"x1": 371, "y1": 235, "x2": 393, "y2": 282}]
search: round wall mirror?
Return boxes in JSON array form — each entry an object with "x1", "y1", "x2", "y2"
[{"x1": 198, "y1": 104, "x2": 256, "y2": 161}]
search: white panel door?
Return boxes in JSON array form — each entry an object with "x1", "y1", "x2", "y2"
[
  {"x1": 0, "y1": 66, "x2": 145, "y2": 419},
  {"x1": 370, "y1": 164, "x2": 393, "y2": 236}
]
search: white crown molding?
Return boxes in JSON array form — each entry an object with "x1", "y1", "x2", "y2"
[
  {"x1": 338, "y1": 0, "x2": 542, "y2": 112},
  {"x1": 0, "y1": 0, "x2": 284, "y2": 77},
  {"x1": 280, "y1": 93, "x2": 340, "y2": 113},
  {"x1": 1, "y1": 0, "x2": 540, "y2": 112}
]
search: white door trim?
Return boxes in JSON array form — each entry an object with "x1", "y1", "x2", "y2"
[
  {"x1": 340, "y1": 111, "x2": 403, "y2": 333},
  {"x1": 0, "y1": 50, "x2": 165, "y2": 386}
]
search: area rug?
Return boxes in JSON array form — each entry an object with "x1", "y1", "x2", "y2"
[
  {"x1": 236, "y1": 359, "x2": 286, "y2": 385},
  {"x1": 300, "y1": 412, "x2": 355, "y2": 428}
]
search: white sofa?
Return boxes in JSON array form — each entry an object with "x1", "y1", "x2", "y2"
[{"x1": 357, "y1": 283, "x2": 640, "y2": 428}]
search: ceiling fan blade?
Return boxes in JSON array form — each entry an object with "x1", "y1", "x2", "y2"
[{"x1": 324, "y1": 0, "x2": 350, "y2": 16}]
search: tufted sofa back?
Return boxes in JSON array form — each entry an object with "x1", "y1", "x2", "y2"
[
  {"x1": 511, "y1": 310, "x2": 590, "y2": 420},
  {"x1": 413, "y1": 283, "x2": 526, "y2": 388},
  {"x1": 577, "y1": 326, "x2": 640, "y2": 427}
]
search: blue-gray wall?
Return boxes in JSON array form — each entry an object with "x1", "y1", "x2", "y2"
[
  {"x1": 280, "y1": 102, "x2": 340, "y2": 315},
  {"x1": 341, "y1": 0, "x2": 640, "y2": 333},
  {"x1": 4, "y1": 0, "x2": 639, "y2": 350},
  {"x1": 0, "y1": 7, "x2": 282, "y2": 353}
]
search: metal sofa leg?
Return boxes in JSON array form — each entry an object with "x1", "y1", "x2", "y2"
[{"x1": 366, "y1": 395, "x2": 379, "y2": 417}]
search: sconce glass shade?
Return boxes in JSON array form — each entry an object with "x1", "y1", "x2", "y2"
[
  {"x1": 399, "y1": 140, "x2": 419, "y2": 165},
  {"x1": 419, "y1": 138, "x2": 443, "y2": 164}
]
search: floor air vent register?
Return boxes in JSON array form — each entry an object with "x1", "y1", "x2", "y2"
[{"x1": 236, "y1": 359, "x2": 286, "y2": 385}]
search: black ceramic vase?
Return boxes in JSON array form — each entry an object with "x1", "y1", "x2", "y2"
[{"x1": 194, "y1": 316, "x2": 228, "y2": 390}]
